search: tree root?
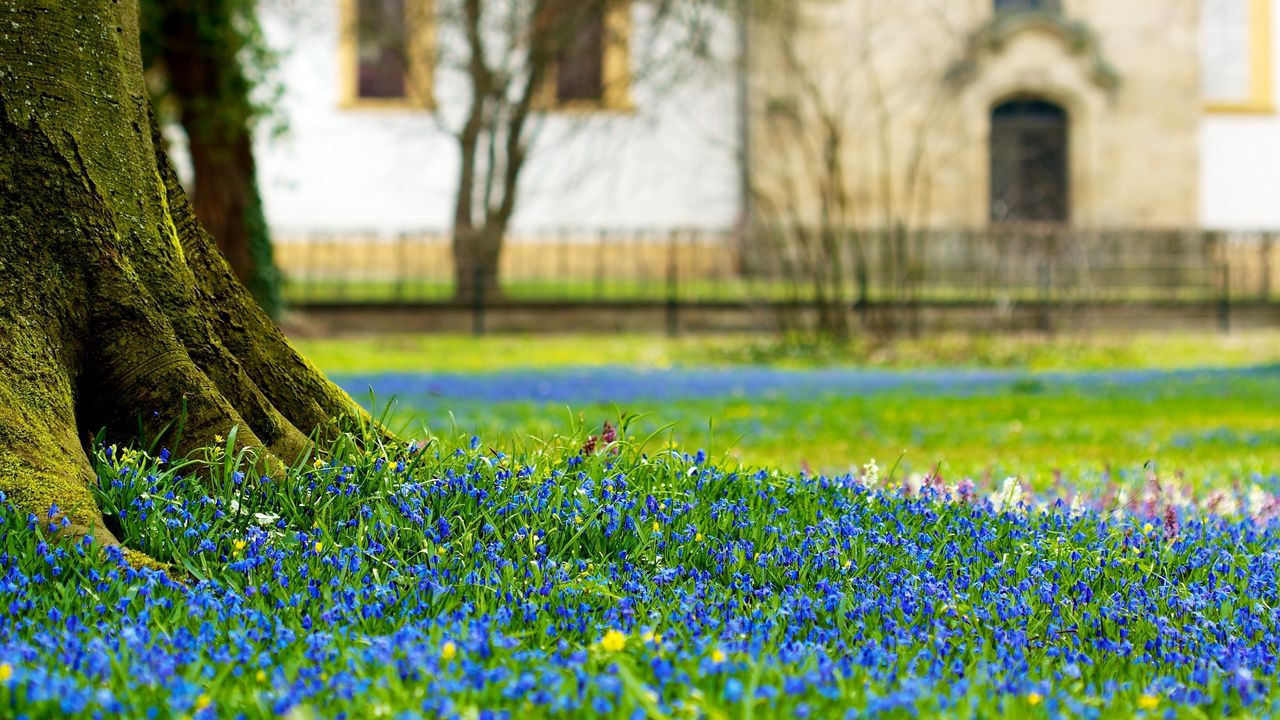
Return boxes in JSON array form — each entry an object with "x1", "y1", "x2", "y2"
[{"x1": 0, "y1": 24, "x2": 389, "y2": 572}]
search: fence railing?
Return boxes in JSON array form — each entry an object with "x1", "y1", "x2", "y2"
[{"x1": 273, "y1": 227, "x2": 1280, "y2": 308}]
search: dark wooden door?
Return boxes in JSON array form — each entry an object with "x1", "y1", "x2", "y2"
[{"x1": 990, "y1": 99, "x2": 1069, "y2": 223}]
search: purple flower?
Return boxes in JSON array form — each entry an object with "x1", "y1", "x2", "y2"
[{"x1": 1163, "y1": 505, "x2": 1179, "y2": 541}]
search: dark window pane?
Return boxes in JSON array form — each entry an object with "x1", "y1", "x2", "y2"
[
  {"x1": 358, "y1": 0, "x2": 408, "y2": 99},
  {"x1": 994, "y1": 0, "x2": 1062, "y2": 12},
  {"x1": 990, "y1": 100, "x2": 1069, "y2": 222},
  {"x1": 555, "y1": 6, "x2": 606, "y2": 102}
]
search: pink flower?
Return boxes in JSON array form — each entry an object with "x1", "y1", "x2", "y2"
[{"x1": 1162, "y1": 505, "x2": 1179, "y2": 541}]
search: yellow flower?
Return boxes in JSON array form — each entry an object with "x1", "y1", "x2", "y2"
[
  {"x1": 600, "y1": 629, "x2": 627, "y2": 652},
  {"x1": 313, "y1": 541, "x2": 324, "y2": 553},
  {"x1": 1027, "y1": 692, "x2": 1043, "y2": 706},
  {"x1": 652, "y1": 521, "x2": 661, "y2": 532},
  {"x1": 255, "y1": 669, "x2": 266, "y2": 683},
  {"x1": 233, "y1": 540, "x2": 247, "y2": 552},
  {"x1": 1137, "y1": 694, "x2": 1159, "y2": 710},
  {"x1": 1142, "y1": 522, "x2": 1154, "y2": 534},
  {"x1": 0, "y1": 663, "x2": 12, "y2": 682},
  {"x1": 441, "y1": 641, "x2": 458, "y2": 661},
  {"x1": 195, "y1": 694, "x2": 212, "y2": 710},
  {"x1": 313, "y1": 458, "x2": 325, "y2": 469},
  {"x1": 214, "y1": 435, "x2": 224, "y2": 444},
  {"x1": 710, "y1": 648, "x2": 726, "y2": 663},
  {"x1": 695, "y1": 533, "x2": 704, "y2": 542}
]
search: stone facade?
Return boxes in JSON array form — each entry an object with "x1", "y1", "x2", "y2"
[{"x1": 749, "y1": 0, "x2": 1203, "y2": 229}]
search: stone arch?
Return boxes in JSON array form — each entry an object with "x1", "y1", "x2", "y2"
[{"x1": 950, "y1": 22, "x2": 1115, "y2": 225}]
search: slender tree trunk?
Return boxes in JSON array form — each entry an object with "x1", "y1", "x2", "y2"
[
  {"x1": 449, "y1": 0, "x2": 556, "y2": 303},
  {"x1": 152, "y1": 0, "x2": 283, "y2": 318},
  {"x1": 452, "y1": 225, "x2": 505, "y2": 303},
  {"x1": 0, "y1": 0, "x2": 371, "y2": 546}
]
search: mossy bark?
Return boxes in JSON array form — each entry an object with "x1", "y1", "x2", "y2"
[{"x1": 0, "y1": 0, "x2": 373, "y2": 545}]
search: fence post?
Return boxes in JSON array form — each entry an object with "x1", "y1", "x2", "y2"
[
  {"x1": 1038, "y1": 260, "x2": 1051, "y2": 334},
  {"x1": 395, "y1": 232, "x2": 409, "y2": 303},
  {"x1": 1262, "y1": 232, "x2": 1273, "y2": 302},
  {"x1": 1218, "y1": 250, "x2": 1231, "y2": 334},
  {"x1": 595, "y1": 230, "x2": 607, "y2": 302},
  {"x1": 666, "y1": 231, "x2": 679, "y2": 337},
  {"x1": 472, "y1": 264, "x2": 486, "y2": 337}
]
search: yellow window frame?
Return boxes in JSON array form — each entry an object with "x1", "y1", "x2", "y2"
[
  {"x1": 338, "y1": 0, "x2": 437, "y2": 110},
  {"x1": 1206, "y1": 0, "x2": 1274, "y2": 114}
]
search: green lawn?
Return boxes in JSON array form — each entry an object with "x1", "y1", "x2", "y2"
[
  {"x1": 294, "y1": 329, "x2": 1280, "y2": 373},
  {"x1": 294, "y1": 331, "x2": 1280, "y2": 489}
]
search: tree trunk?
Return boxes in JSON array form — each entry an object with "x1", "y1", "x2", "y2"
[
  {"x1": 185, "y1": 118, "x2": 281, "y2": 318},
  {"x1": 453, "y1": 225, "x2": 505, "y2": 303},
  {"x1": 152, "y1": 0, "x2": 284, "y2": 319},
  {"x1": 0, "y1": 0, "x2": 370, "y2": 546}
]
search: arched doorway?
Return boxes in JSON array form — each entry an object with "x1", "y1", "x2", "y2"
[{"x1": 989, "y1": 99, "x2": 1069, "y2": 223}]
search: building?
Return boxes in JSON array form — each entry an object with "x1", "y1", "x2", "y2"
[
  {"x1": 253, "y1": 0, "x2": 743, "y2": 239},
  {"x1": 252, "y1": 0, "x2": 1277, "y2": 237},
  {"x1": 749, "y1": 0, "x2": 1279, "y2": 231},
  {"x1": 1202, "y1": 0, "x2": 1280, "y2": 228}
]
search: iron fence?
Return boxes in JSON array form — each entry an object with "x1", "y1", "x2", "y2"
[{"x1": 274, "y1": 227, "x2": 1280, "y2": 308}]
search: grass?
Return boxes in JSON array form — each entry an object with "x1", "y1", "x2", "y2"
[
  {"x1": 3, "y1": 425, "x2": 1280, "y2": 718},
  {"x1": 4, "y1": 333, "x2": 1278, "y2": 716},
  {"x1": 292, "y1": 330, "x2": 1280, "y2": 374},
  {"x1": 294, "y1": 331, "x2": 1280, "y2": 488},
  {"x1": 351, "y1": 371, "x2": 1280, "y2": 489}
]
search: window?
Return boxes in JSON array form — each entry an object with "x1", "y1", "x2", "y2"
[
  {"x1": 556, "y1": 8, "x2": 606, "y2": 102},
  {"x1": 1202, "y1": 0, "x2": 1273, "y2": 112},
  {"x1": 537, "y1": 1, "x2": 633, "y2": 111},
  {"x1": 339, "y1": 0, "x2": 435, "y2": 108},
  {"x1": 990, "y1": 100, "x2": 1069, "y2": 223},
  {"x1": 357, "y1": 0, "x2": 407, "y2": 98},
  {"x1": 994, "y1": 0, "x2": 1062, "y2": 13}
]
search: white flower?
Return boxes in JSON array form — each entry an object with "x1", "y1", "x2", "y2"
[
  {"x1": 990, "y1": 476, "x2": 1024, "y2": 513},
  {"x1": 253, "y1": 512, "x2": 280, "y2": 526},
  {"x1": 1246, "y1": 485, "x2": 1270, "y2": 520},
  {"x1": 861, "y1": 459, "x2": 880, "y2": 489},
  {"x1": 1068, "y1": 493, "x2": 1086, "y2": 517}
]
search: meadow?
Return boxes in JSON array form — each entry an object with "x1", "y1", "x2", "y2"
[
  {"x1": 2, "y1": 331, "x2": 1279, "y2": 718},
  {"x1": 304, "y1": 331, "x2": 1280, "y2": 490}
]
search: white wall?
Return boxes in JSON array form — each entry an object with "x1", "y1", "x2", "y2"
[
  {"x1": 253, "y1": 1, "x2": 743, "y2": 237},
  {"x1": 1200, "y1": 3, "x2": 1280, "y2": 229}
]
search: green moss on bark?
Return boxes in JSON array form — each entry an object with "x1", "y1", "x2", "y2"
[{"x1": 0, "y1": 0, "x2": 380, "y2": 552}]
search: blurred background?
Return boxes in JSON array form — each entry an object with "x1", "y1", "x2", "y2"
[{"x1": 142, "y1": 0, "x2": 1280, "y2": 483}]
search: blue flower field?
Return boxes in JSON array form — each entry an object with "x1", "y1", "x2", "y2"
[
  {"x1": 333, "y1": 364, "x2": 1280, "y2": 486},
  {"x1": 3, "y1": 414, "x2": 1280, "y2": 718}
]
